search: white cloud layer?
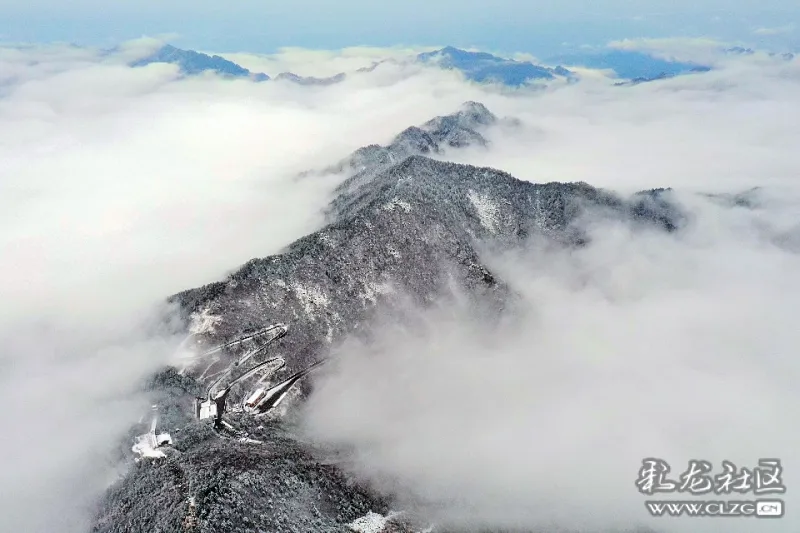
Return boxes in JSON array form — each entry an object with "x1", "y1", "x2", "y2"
[
  {"x1": 305, "y1": 190, "x2": 800, "y2": 532},
  {"x1": 445, "y1": 55, "x2": 800, "y2": 195},
  {"x1": 606, "y1": 36, "x2": 731, "y2": 65},
  {"x1": 299, "y1": 47, "x2": 800, "y2": 533},
  {"x1": 754, "y1": 25, "x2": 795, "y2": 36},
  {"x1": 219, "y1": 45, "x2": 427, "y2": 77},
  {"x1": 1, "y1": 39, "x2": 799, "y2": 533}
]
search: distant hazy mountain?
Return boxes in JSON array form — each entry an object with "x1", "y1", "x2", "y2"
[
  {"x1": 725, "y1": 46, "x2": 756, "y2": 55},
  {"x1": 417, "y1": 46, "x2": 574, "y2": 86},
  {"x1": 130, "y1": 44, "x2": 355, "y2": 85},
  {"x1": 613, "y1": 67, "x2": 713, "y2": 86},
  {"x1": 130, "y1": 44, "x2": 270, "y2": 81},
  {"x1": 547, "y1": 49, "x2": 711, "y2": 80},
  {"x1": 771, "y1": 51, "x2": 796, "y2": 61},
  {"x1": 726, "y1": 46, "x2": 795, "y2": 61},
  {"x1": 124, "y1": 43, "x2": 787, "y2": 88},
  {"x1": 274, "y1": 71, "x2": 347, "y2": 86}
]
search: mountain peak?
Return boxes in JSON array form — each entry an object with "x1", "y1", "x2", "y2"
[
  {"x1": 457, "y1": 101, "x2": 494, "y2": 123},
  {"x1": 416, "y1": 46, "x2": 570, "y2": 86},
  {"x1": 130, "y1": 44, "x2": 270, "y2": 81},
  {"x1": 325, "y1": 101, "x2": 498, "y2": 178},
  {"x1": 275, "y1": 72, "x2": 346, "y2": 85},
  {"x1": 427, "y1": 46, "x2": 499, "y2": 62}
]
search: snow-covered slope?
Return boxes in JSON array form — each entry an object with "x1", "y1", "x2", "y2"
[{"x1": 94, "y1": 102, "x2": 683, "y2": 533}]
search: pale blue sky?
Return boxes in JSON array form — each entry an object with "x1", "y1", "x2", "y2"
[{"x1": 1, "y1": 0, "x2": 797, "y2": 55}]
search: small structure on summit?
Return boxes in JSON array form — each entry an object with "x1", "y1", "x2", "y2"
[{"x1": 195, "y1": 356, "x2": 286, "y2": 428}]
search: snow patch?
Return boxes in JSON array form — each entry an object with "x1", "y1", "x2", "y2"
[
  {"x1": 189, "y1": 308, "x2": 222, "y2": 335},
  {"x1": 361, "y1": 281, "x2": 393, "y2": 305},
  {"x1": 131, "y1": 427, "x2": 170, "y2": 460},
  {"x1": 382, "y1": 196, "x2": 412, "y2": 212},
  {"x1": 467, "y1": 189, "x2": 500, "y2": 233},
  {"x1": 348, "y1": 511, "x2": 389, "y2": 533},
  {"x1": 131, "y1": 438, "x2": 165, "y2": 460}
]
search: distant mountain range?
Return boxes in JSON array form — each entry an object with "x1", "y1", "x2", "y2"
[
  {"x1": 130, "y1": 44, "x2": 574, "y2": 87},
  {"x1": 546, "y1": 48, "x2": 711, "y2": 80},
  {"x1": 130, "y1": 44, "x2": 345, "y2": 85},
  {"x1": 726, "y1": 46, "x2": 756, "y2": 56},
  {"x1": 130, "y1": 44, "x2": 271, "y2": 81},
  {"x1": 725, "y1": 46, "x2": 795, "y2": 60},
  {"x1": 128, "y1": 43, "x2": 794, "y2": 88},
  {"x1": 273, "y1": 71, "x2": 347, "y2": 86},
  {"x1": 416, "y1": 46, "x2": 574, "y2": 86}
]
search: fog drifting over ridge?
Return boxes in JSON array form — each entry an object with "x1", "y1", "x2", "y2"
[
  {"x1": 304, "y1": 190, "x2": 800, "y2": 533},
  {"x1": 297, "y1": 49, "x2": 800, "y2": 532},
  {"x1": 0, "y1": 40, "x2": 798, "y2": 533}
]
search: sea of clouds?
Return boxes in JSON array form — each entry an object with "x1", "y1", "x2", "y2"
[{"x1": 1, "y1": 37, "x2": 798, "y2": 533}]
